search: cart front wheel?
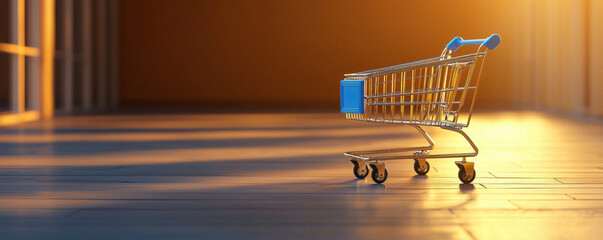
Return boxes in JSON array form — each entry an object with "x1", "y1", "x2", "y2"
[
  {"x1": 371, "y1": 168, "x2": 388, "y2": 184},
  {"x1": 458, "y1": 168, "x2": 476, "y2": 184},
  {"x1": 353, "y1": 165, "x2": 369, "y2": 179},
  {"x1": 413, "y1": 160, "x2": 430, "y2": 175}
]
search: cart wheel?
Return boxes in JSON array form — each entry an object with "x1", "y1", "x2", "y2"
[
  {"x1": 371, "y1": 168, "x2": 388, "y2": 184},
  {"x1": 413, "y1": 160, "x2": 430, "y2": 175},
  {"x1": 353, "y1": 165, "x2": 369, "y2": 179},
  {"x1": 458, "y1": 168, "x2": 476, "y2": 184}
]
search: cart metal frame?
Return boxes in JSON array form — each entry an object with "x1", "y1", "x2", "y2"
[{"x1": 340, "y1": 34, "x2": 501, "y2": 184}]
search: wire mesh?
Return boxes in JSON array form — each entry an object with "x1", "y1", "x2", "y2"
[{"x1": 344, "y1": 51, "x2": 488, "y2": 128}]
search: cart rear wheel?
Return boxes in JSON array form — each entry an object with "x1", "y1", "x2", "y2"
[
  {"x1": 413, "y1": 160, "x2": 430, "y2": 175},
  {"x1": 353, "y1": 165, "x2": 369, "y2": 179},
  {"x1": 371, "y1": 168, "x2": 388, "y2": 184},
  {"x1": 458, "y1": 168, "x2": 476, "y2": 184}
]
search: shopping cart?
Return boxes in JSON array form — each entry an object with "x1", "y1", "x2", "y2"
[{"x1": 340, "y1": 34, "x2": 500, "y2": 184}]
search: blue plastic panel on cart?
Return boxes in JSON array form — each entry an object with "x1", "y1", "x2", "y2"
[{"x1": 340, "y1": 80, "x2": 365, "y2": 114}]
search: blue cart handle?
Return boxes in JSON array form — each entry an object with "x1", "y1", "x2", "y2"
[{"x1": 446, "y1": 34, "x2": 501, "y2": 52}]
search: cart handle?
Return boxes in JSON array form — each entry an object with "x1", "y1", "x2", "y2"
[{"x1": 446, "y1": 34, "x2": 501, "y2": 52}]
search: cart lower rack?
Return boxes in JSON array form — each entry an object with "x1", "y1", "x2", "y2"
[{"x1": 340, "y1": 34, "x2": 500, "y2": 184}]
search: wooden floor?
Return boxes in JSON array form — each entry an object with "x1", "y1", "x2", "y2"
[{"x1": 0, "y1": 111, "x2": 602, "y2": 239}]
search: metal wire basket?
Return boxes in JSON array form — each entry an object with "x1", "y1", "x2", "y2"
[{"x1": 340, "y1": 34, "x2": 501, "y2": 184}]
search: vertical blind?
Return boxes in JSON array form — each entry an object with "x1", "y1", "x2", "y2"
[{"x1": 512, "y1": 0, "x2": 603, "y2": 118}]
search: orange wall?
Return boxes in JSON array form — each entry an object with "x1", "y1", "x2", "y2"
[{"x1": 119, "y1": 0, "x2": 517, "y2": 109}]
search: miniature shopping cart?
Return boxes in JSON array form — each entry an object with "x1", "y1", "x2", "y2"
[{"x1": 340, "y1": 34, "x2": 501, "y2": 184}]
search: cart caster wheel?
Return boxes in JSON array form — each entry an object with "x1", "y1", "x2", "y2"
[
  {"x1": 353, "y1": 165, "x2": 369, "y2": 179},
  {"x1": 371, "y1": 168, "x2": 388, "y2": 184},
  {"x1": 413, "y1": 160, "x2": 430, "y2": 175},
  {"x1": 458, "y1": 168, "x2": 476, "y2": 184}
]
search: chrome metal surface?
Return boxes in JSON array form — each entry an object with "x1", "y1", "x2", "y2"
[
  {"x1": 342, "y1": 38, "x2": 495, "y2": 182},
  {"x1": 350, "y1": 158, "x2": 368, "y2": 176},
  {"x1": 344, "y1": 126, "x2": 478, "y2": 162},
  {"x1": 344, "y1": 124, "x2": 434, "y2": 162},
  {"x1": 415, "y1": 158, "x2": 429, "y2": 173},
  {"x1": 370, "y1": 162, "x2": 387, "y2": 180}
]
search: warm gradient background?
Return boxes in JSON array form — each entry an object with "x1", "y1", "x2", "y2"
[
  {"x1": 118, "y1": 0, "x2": 516, "y2": 110},
  {"x1": 118, "y1": 0, "x2": 603, "y2": 117},
  {"x1": 1, "y1": 0, "x2": 602, "y2": 116}
]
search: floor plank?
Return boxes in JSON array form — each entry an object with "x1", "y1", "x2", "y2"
[{"x1": 0, "y1": 111, "x2": 601, "y2": 239}]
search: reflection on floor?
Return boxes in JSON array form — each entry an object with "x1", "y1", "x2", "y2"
[{"x1": 0, "y1": 111, "x2": 602, "y2": 239}]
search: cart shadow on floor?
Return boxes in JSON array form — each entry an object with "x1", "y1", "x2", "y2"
[{"x1": 0, "y1": 132, "x2": 415, "y2": 157}]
